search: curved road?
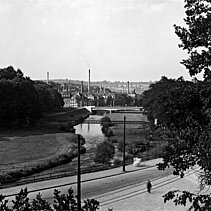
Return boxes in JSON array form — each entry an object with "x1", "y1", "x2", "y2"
[
  {"x1": 80, "y1": 166, "x2": 173, "y2": 200},
  {"x1": 1, "y1": 164, "x2": 173, "y2": 205},
  {"x1": 2, "y1": 161, "x2": 202, "y2": 210}
]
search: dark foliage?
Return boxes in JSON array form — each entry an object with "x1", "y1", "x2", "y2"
[
  {"x1": 142, "y1": 76, "x2": 211, "y2": 209},
  {"x1": 94, "y1": 141, "x2": 115, "y2": 165},
  {"x1": 0, "y1": 66, "x2": 64, "y2": 128},
  {"x1": 174, "y1": 0, "x2": 211, "y2": 80},
  {"x1": 0, "y1": 187, "x2": 100, "y2": 211}
]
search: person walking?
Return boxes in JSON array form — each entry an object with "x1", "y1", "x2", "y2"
[{"x1": 147, "y1": 180, "x2": 152, "y2": 193}]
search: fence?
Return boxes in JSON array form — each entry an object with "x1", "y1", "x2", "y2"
[{"x1": 0, "y1": 117, "x2": 158, "y2": 190}]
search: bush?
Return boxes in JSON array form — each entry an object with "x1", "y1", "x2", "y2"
[
  {"x1": 0, "y1": 149, "x2": 86, "y2": 184},
  {"x1": 94, "y1": 141, "x2": 115, "y2": 165},
  {"x1": 126, "y1": 140, "x2": 147, "y2": 155},
  {"x1": 125, "y1": 154, "x2": 134, "y2": 164},
  {"x1": 117, "y1": 139, "x2": 125, "y2": 152},
  {"x1": 0, "y1": 187, "x2": 100, "y2": 211},
  {"x1": 113, "y1": 158, "x2": 122, "y2": 166},
  {"x1": 110, "y1": 138, "x2": 118, "y2": 144},
  {"x1": 106, "y1": 128, "x2": 114, "y2": 137},
  {"x1": 100, "y1": 116, "x2": 112, "y2": 127}
]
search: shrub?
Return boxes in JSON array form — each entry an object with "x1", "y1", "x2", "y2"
[
  {"x1": 0, "y1": 187, "x2": 100, "y2": 211},
  {"x1": 94, "y1": 141, "x2": 115, "y2": 165},
  {"x1": 117, "y1": 139, "x2": 125, "y2": 152},
  {"x1": 106, "y1": 128, "x2": 114, "y2": 137},
  {"x1": 110, "y1": 138, "x2": 118, "y2": 144},
  {"x1": 125, "y1": 154, "x2": 134, "y2": 164},
  {"x1": 126, "y1": 140, "x2": 147, "y2": 155},
  {"x1": 100, "y1": 116, "x2": 112, "y2": 127},
  {"x1": 113, "y1": 158, "x2": 122, "y2": 166}
]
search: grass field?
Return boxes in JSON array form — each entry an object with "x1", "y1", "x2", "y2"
[
  {"x1": 107, "y1": 112, "x2": 149, "y2": 143},
  {"x1": 0, "y1": 133, "x2": 78, "y2": 175},
  {"x1": 108, "y1": 112, "x2": 147, "y2": 122},
  {"x1": 107, "y1": 112, "x2": 163, "y2": 160},
  {"x1": 0, "y1": 111, "x2": 156, "y2": 183},
  {"x1": 0, "y1": 107, "x2": 91, "y2": 181}
]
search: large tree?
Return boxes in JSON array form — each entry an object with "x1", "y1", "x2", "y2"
[
  {"x1": 0, "y1": 67, "x2": 64, "y2": 127},
  {"x1": 174, "y1": 0, "x2": 211, "y2": 80},
  {"x1": 143, "y1": 77, "x2": 211, "y2": 210},
  {"x1": 0, "y1": 67, "x2": 41, "y2": 126},
  {"x1": 146, "y1": 0, "x2": 211, "y2": 209}
]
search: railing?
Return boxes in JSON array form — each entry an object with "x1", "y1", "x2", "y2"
[
  {"x1": 0, "y1": 164, "x2": 118, "y2": 189},
  {"x1": 82, "y1": 120, "x2": 148, "y2": 124},
  {"x1": 0, "y1": 117, "x2": 151, "y2": 189},
  {"x1": 0, "y1": 154, "x2": 158, "y2": 190}
]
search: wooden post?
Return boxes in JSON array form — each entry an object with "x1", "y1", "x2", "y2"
[
  {"x1": 123, "y1": 116, "x2": 126, "y2": 172},
  {"x1": 77, "y1": 134, "x2": 81, "y2": 210}
]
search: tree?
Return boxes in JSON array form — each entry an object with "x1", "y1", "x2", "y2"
[
  {"x1": 105, "y1": 95, "x2": 113, "y2": 106},
  {"x1": 94, "y1": 141, "x2": 115, "y2": 165},
  {"x1": 114, "y1": 94, "x2": 126, "y2": 106},
  {"x1": 0, "y1": 66, "x2": 19, "y2": 80},
  {"x1": 144, "y1": 0, "x2": 211, "y2": 209},
  {"x1": 34, "y1": 81, "x2": 64, "y2": 113},
  {"x1": 174, "y1": 0, "x2": 211, "y2": 80},
  {"x1": 0, "y1": 67, "x2": 41, "y2": 126},
  {"x1": 143, "y1": 76, "x2": 211, "y2": 209},
  {"x1": 0, "y1": 67, "x2": 64, "y2": 127},
  {"x1": 142, "y1": 77, "x2": 186, "y2": 126},
  {"x1": 0, "y1": 187, "x2": 100, "y2": 211}
]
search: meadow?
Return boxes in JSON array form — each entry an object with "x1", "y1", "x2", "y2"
[
  {"x1": 107, "y1": 112, "x2": 165, "y2": 160},
  {"x1": 0, "y1": 132, "x2": 79, "y2": 181},
  {"x1": 0, "y1": 111, "x2": 163, "y2": 184}
]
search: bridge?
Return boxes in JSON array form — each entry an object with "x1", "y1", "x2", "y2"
[
  {"x1": 90, "y1": 106, "x2": 144, "y2": 114},
  {"x1": 82, "y1": 120, "x2": 147, "y2": 124}
]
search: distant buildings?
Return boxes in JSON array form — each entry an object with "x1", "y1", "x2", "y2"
[{"x1": 53, "y1": 70, "x2": 151, "y2": 108}]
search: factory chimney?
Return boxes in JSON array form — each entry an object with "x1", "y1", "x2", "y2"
[
  {"x1": 127, "y1": 81, "x2": 130, "y2": 94},
  {"x1": 88, "y1": 69, "x2": 90, "y2": 96},
  {"x1": 81, "y1": 81, "x2": 84, "y2": 93},
  {"x1": 47, "y1": 72, "x2": 49, "y2": 85}
]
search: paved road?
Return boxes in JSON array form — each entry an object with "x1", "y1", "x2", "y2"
[
  {"x1": 0, "y1": 159, "x2": 162, "y2": 201},
  {"x1": 1, "y1": 158, "x2": 206, "y2": 210},
  {"x1": 98, "y1": 168, "x2": 202, "y2": 211}
]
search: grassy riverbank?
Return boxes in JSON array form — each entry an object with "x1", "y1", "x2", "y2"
[
  {"x1": 106, "y1": 112, "x2": 165, "y2": 161},
  {"x1": 0, "y1": 133, "x2": 82, "y2": 182},
  {"x1": 0, "y1": 109, "x2": 163, "y2": 185},
  {"x1": 0, "y1": 107, "x2": 90, "y2": 183}
]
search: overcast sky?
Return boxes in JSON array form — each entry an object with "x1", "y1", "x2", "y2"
[{"x1": 0, "y1": 0, "x2": 192, "y2": 82}]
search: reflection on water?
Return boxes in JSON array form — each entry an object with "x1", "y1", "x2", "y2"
[{"x1": 74, "y1": 115, "x2": 106, "y2": 149}]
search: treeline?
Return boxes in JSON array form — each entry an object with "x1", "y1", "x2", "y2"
[
  {"x1": 141, "y1": 76, "x2": 208, "y2": 129},
  {"x1": 141, "y1": 76, "x2": 211, "y2": 209},
  {"x1": 0, "y1": 66, "x2": 64, "y2": 127}
]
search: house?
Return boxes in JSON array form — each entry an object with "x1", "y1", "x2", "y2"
[{"x1": 61, "y1": 91, "x2": 72, "y2": 107}]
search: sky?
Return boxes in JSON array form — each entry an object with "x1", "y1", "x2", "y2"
[{"x1": 0, "y1": 0, "x2": 192, "y2": 82}]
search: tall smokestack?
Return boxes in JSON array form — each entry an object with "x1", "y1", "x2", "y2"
[
  {"x1": 88, "y1": 69, "x2": 90, "y2": 96},
  {"x1": 81, "y1": 81, "x2": 84, "y2": 93},
  {"x1": 127, "y1": 81, "x2": 130, "y2": 94},
  {"x1": 47, "y1": 72, "x2": 49, "y2": 85}
]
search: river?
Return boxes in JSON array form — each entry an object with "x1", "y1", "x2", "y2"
[{"x1": 74, "y1": 115, "x2": 106, "y2": 150}]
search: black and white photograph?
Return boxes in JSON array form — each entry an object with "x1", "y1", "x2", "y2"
[{"x1": 0, "y1": 0, "x2": 211, "y2": 210}]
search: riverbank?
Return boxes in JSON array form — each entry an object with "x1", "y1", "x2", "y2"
[
  {"x1": 0, "y1": 109, "x2": 154, "y2": 187},
  {"x1": 0, "y1": 107, "x2": 91, "y2": 184},
  {"x1": 0, "y1": 133, "x2": 86, "y2": 184}
]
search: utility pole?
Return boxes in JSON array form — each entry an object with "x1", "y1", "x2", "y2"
[
  {"x1": 123, "y1": 116, "x2": 126, "y2": 172},
  {"x1": 77, "y1": 134, "x2": 81, "y2": 210}
]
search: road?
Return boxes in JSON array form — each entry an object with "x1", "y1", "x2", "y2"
[
  {"x1": 1, "y1": 161, "x2": 172, "y2": 204},
  {"x1": 80, "y1": 166, "x2": 173, "y2": 200},
  {"x1": 1, "y1": 159, "x2": 203, "y2": 210}
]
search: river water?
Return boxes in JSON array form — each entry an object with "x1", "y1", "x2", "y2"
[
  {"x1": 22, "y1": 115, "x2": 106, "y2": 177},
  {"x1": 74, "y1": 115, "x2": 106, "y2": 150}
]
